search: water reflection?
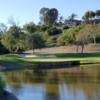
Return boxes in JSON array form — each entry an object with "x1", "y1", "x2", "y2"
[
  {"x1": 45, "y1": 72, "x2": 59, "y2": 100},
  {"x1": 0, "y1": 64, "x2": 100, "y2": 100},
  {"x1": 0, "y1": 77, "x2": 18, "y2": 100}
]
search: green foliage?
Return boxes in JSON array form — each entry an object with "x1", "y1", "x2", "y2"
[
  {"x1": 46, "y1": 35, "x2": 58, "y2": 47},
  {"x1": 0, "y1": 9, "x2": 100, "y2": 54},
  {"x1": 23, "y1": 22, "x2": 37, "y2": 33},
  {"x1": 40, "y1": 25, "x2": 48, "y2": 31},
  {"x1": 57, "y1": 25, "x2": 83, "y2": 45},
  {"x1": 47, "y1": 26, "x2": 61, "y2": 35},
  {"x1": 77, "y1": 24, "x2": 100, "y2": 44},
  {"x1": 95, "y1": 10, "x2": 100, "y2": 18},
  {"x1": 0, "y1": 42, "x2": 9, "y2": 54},
  {"x1": 1, "y1": 25, "x2": 27, "y2": 53},
  {"x1": 40, "y1": 7, "x2": 58, "y2": 26},
  {"x1": 28, "y1": 32, "x2": 45, "y2": 50},
  {"x1": 68, "y1": 13, "x2": 77, "y2": 21},
  {"x1": 83, "y1": 11, "x2": 95, "y2": 20}
]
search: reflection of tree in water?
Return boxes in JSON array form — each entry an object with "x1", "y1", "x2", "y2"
[
  {"x1": 44, "y1": 72, "x2": 60, "y2": 100},
  {"x1": 0, "y1": 76, "x2": 18, "y2": 100},
  {"x1": 3, "y1": 69, "x2": 46, "y2": 85},
  {"x1": 61, "y1": 70, "x2": 100, "y2": 100},
  {"x1": 2, "y1": 70, "x2": 46, "y2": 97},
  {"x1": 0, "y1": 76, "x2": 6, "y2": 96},
  {"x1": 3, "y1": 70, "x2": 60, "y2": 100},
  {"x1": 32, "y1": 69, "x2": 46, "y2": 83},
  {"x1": 2, "y1": 66, "x2": 100, "y2": 100},
  {"x1": 4, "y1": 71, "x2": 23, "y2": 87}
]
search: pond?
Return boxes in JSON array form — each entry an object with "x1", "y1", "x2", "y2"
[{"x1": 0, "y1": 64, "x2": 100, "y2": 100}]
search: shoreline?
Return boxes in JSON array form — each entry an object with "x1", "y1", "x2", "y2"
[{"x1": 0, "y1": 52, "x2": 100, "y2": 71}]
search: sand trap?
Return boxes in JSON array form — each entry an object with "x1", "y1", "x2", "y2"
[{"x1": 17, "y1": 54, "x2": 56, "y2": 58}]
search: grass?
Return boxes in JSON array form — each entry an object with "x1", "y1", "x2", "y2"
[
  {"x1": 0, "y1": 52, "x2": 100, "y2": 68},
  {"x1": 25, "y1": 52, "x2": 100, "y2": 63},
  {"x1": 0, "y1": 54, "x2": 27, "y2": 68},
  {"x1": 54, "y1": 52, "x2": 100, "y2": 58}
]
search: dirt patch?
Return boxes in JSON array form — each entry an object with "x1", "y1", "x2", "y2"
[{"x1": 26, "y1": 45, "x2": 100, "y2": 54}]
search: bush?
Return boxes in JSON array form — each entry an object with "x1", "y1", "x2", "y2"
[
  {"x1": 46, "y1": 36, "x2": 58, "y2": 47},
  {"x1": 47, "y1": 26, "x2": 62, "y2": 35},
  {"x1": 57, "y1": 30, "x2": 75, "y2": 45},
  {"x1": 0, "y1": 42, "x2": 9, "y2": 54},
  {"x1": 40, "y1": 25, "x2": 48, "y2": 31}
]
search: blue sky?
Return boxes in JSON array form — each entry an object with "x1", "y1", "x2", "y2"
[{"x1": 0, "y1": 0, "x2": 99, "y2": 25}]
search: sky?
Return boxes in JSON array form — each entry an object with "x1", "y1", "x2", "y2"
[{"x1": 0, "y1": 0, "x2": 99, "y2": 26}]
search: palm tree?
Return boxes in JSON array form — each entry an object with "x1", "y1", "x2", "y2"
[
  {"x1": 59, "y1": 16, "x2": 64, "y2": 25},
  {"x1": 68, "y1": 13, "x2": 77, "y2": 21}
]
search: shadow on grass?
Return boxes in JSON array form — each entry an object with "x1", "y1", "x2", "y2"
[{"x1": 55, "y1": 52, "x2": 100, "y2": 58}]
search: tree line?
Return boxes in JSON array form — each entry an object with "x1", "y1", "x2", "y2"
[{"x1": 0, "y1": 8, "x2": 100, "y2": 54}]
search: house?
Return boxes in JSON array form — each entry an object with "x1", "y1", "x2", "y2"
[{"x1": 64, "y1": 20, "x2": 81, "y2": 28}]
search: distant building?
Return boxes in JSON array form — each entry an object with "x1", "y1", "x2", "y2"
[
  {"x1": 82, "y1": 19, "x2": 100, "y2": 24},
  {"x1": 64, "y1": 20, "x2": 81, "y2": 28}
]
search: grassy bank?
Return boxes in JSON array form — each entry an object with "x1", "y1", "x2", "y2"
[
  {"x1": 0, "y1": 55, "x2": 27, "y2": 69},
  {"x1": 24, "y1": 52, "x2": 100, "y2": 64},
  {"x1": 0, "y1": 52, "x2": 100, "y2": 68}
]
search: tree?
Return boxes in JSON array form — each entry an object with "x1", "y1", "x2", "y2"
[
  {"x1": 80, "y1": 24, "x2": 98, "y2": 44},
  {"x1": 48, "y1": 8, "x2": 58, "y2": 25},
  {"x1": 23, "y1": 22, "x2": 36, "y2": 34},
  {"x1": 40, "y1": 7, "x2": 59, "y2": 26},
  {"x1": 28, "y1": 32, "x2": 45, "y2": 52},
  {"x1": 87, "y1": 25, "x2": 97, "y2": 44},
  {"x1": 75, "y1": 24, "x2": 99, "y2": 53},
  {"x1": 1, "y1": 25, "x2": 26, "y2": 53},
  {"x1": 47, "y1": 26, "x2": 61, "y2": 35},
  {"x1": 0, "y1": 42, "x2": 9, "y2": 54},
  {"x1": 95, "y1": 10, "x2": 100, "y2": 19},
  {"x1": 57, "y1": 25, "x2": 83, "y2": 46},
  {"x1": 40, "y1": 25, "x2": 48, "y2": 32},
  {"x1": 7, "y1": 16, "x2": 19, "y2": 26},
  {"x1": 0, "y1": 23, "x2": 7, "y2": 34},
  {"x1": 1, "y1": 32, "x2": 16, "y2": 53},
  {"x1": 58, "y1": 16, "x2": 64, "y2": 25},
  {"x1": 76, "y1": 29, "x2": 89, "y2": 53},
  {"x1": 68, "y1": 13, "x2": 77, "y2": 21},
  {"x1": 89, "y1": 11, "x2": 95, "y2": 19},
  {"x1": 40, "y1": 7, "x2": 50, "y2": 25},
  {"x1": 82, "y1": 11, "x2": 95, "y2": 23},
  {"x1": 46, "y1": 35, "x2": 58, "y2": 47}
]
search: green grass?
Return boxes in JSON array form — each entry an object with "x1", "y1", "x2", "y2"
[
  {"x1": 0, "y1": 52, "x2": 100, "y2": 68},
  {"x1": 0, "y1": 54, "x2": 27, "y2": 68},
  {"x1": 55, "y1": 52, "x2": 100, "y2": 58},
  {"x1": 25, "y1": 52, "x2": 100, "y2": 64},
  {"x1": 25, "y1": 57, "x2": 100, "y2": 64}
]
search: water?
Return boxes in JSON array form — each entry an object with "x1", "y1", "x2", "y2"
[{"x1": 1, "y1": 64, "x2": 100, "y2": 100}]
